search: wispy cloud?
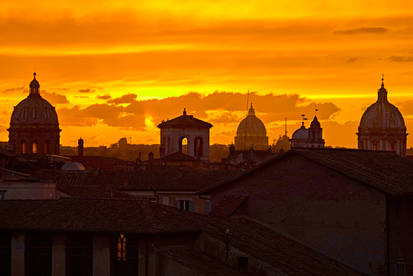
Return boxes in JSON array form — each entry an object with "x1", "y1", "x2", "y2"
[{"x1": 334, "y1": 27, "x2": 388, "y2": 35}]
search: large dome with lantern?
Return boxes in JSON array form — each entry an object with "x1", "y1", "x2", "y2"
[
  {"x1": 8, "y1": 73, "x2": 61, "y2": 154},
  {"x1": 234, "y1": 104, "x2": 268, "y2": 151},
  {"x1": 357, "y1": 77, "x2": 407, "y2": 156}
]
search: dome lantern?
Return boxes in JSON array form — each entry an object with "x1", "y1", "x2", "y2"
[{"x1": 29, "y1": 72, "x2": 40, "y2": 96}]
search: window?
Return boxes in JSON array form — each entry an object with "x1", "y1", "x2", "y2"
[
  {"x1": 32, "y1": 141, "x2": 38, "y2": 154},
  {"x1": 0, "y1": 191, "x2": 6, "y2": 200},
  {"x1": 238, "y1": 256, "x2": 248, "y2": 272},
  {"x1": 175, "y1": 199, "x2": 195, "y2": 211},
  {"x1": 162, "y1": 197, "x2": 169, "y2": 206},
  {"x1": 205, "y1": 200, "x2": 211, "y2": 214},
  {"x1": 117, "y1": 234, "x2": 127, "y2": 261},
  {"x1": 179, "y1": 137, "x2": 188, "y2": 154},
  {"x1": 21, "y1": 141, "x2": 27, "y2": 154}
]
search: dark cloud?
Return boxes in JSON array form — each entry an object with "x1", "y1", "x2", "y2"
[
  {"x1": 346, "y1": 57, "x2": 358, "y2": 63},
  {"x1": 396, "y1": 100, "x2": 413, "y2": 116},
  {"x1": 79, "y1": 88, "x2": 94, "y2": 93},
  {"x1": 1, "y1": 86, "x2": 25, "y2": 93},
  {"x1": 388, "y1": 56, "x2": 413, "y2": 62},
  {"x1": 78, "y1": 86, "x2": 102, "y2": 93},
  {"x1": 107, "y1": 93, "x2": 137, "y2": 104},
  {"x1": 334, "y1": 27, "x2": 388, "y2": 35},
  {"x1": 41, "y1": 91, "x2": 69, "y2": 104},
  {"x1": 97, "y1": 94, "x2": 111, "y2": 100}
]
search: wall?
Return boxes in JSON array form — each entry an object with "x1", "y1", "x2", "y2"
[
  {"x1": 160, "y1": 128, "x2": 210, "y2": 161},
  {"x1": 211, "y1": 154, "x2": 387, "y2": 275},
  {"x1": 0, "y1": 182, "x2": 57, "y2": 200},
  {"x1": 388, "y1": 196, "x2": 413, "y2": 276}
]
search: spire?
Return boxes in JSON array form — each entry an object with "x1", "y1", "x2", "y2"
[
  {"x1": 29, "y1": 72, "x2": 40, "y2": 96},
  {"x1": 248, "y1": 103, "x2": 255, "y2": 116},
  {"x1": 301, "y1": 114, "x2": 307, "y2": 127},
  {"x1": 183, "y1": 108, "x2": 187, "y2": 116},
  {"x1": 284, "y1": 117, "x2": 288, "y2": 136},
  {"x1": 377, "y1": 74, "x2": 388, "y2": 102}
]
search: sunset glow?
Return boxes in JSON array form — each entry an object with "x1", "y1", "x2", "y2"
[{"x1": 1, "y1": 0, "x2": 413, "y2": 148}]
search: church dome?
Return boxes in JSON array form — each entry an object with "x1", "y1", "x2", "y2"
[
  {"x1": 10, "y1": 73, "x2": 59, "y2": 127},
  {"x1": 292, "y1": 126, "x2": 308, "y2": 140},
  {"x1": 236, "y1": 105, "x2": 267, "y2": 137},
  {"x1": 359, "y1": 83, "x2": 406, "y2": 130}
]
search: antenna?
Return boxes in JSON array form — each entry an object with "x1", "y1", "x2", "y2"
[
  {"x1": 284, "y1": 117, "x2": 288, "y2": 136},
  {"x1": 301, "y1": 114, "x2": 307, "y2": 127},
  {"x1": 315, "y1": 104, "x2": 319, "y2": 116},
  {"x1": 246, "y1": 89, "x2": 250, "y2": 112}
]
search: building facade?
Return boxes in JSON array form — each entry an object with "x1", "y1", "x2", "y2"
[
  {"x1": 291, "y1": 116, "x2": 324, "y2": 148},
  {"x1": 357, "y1": 78, "x2": 407, "y2": 156},
  {"x1": 8, "y1": 73, "x2": 61, "y2": 154},
  {"x1": 158, "y1": 109, "x2": 212, "y2": 161}
]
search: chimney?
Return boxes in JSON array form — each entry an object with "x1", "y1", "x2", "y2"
[{"x1": 78, "y1": 138, "x2": 84, "y2": 157}]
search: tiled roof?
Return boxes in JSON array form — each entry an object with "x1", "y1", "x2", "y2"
[
  {"x1": 0, "y1": 198, "x2": 363, "y2": 275},
  {"x1": 201, "y1": 148, "x2": 413, "y2": 196},
  {"x1": 0, "y1": 199, "x2": 200, "y2": 234},
  {"x1": 67, "y1": 156, "x2": 137, "y2": 170},
  {"x1": 161, "y1": 248, "x2": 242, "y2": 276},
  {"x1": 172, "y1": 213, "x2": 364, "y2": 276},
  {"x1": 56, "y1": 168, "x2": 243, "y2": 198},
  {"x1": 158, "y1": 113, "x2": 212, "y2": 129},
  {"x1": 209, "y1": 195, "x2": 248, "y2": 217}
]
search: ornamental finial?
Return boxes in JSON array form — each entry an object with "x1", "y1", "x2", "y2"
[{"x1": 381, "y1": 74, "x2": 384, "y2": 88}]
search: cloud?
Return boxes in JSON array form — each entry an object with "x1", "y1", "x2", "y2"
[
  {"x1": 107, "y1": 93, "x2": 137, "y2": 104},
  {"x1": 346, "y1": 57, "x2": 358, "y2": 63},
  {"x1": 396, "y1": 100, "x2": 413, "y2": 116},
  {"x1": 388, "y1": 56, "x2": 413, "y2": 62},
  {"x1": 58, "y1": 103, "x2": 146, "y2": 129},
  {"x1": 1, "y1": 86, "x2": 25, "y2": 93},
  {"x1": 57, "y1": 91, "x2": 340, "y2": 132},
  {"x1": 97, "y1": 94, "x2": 111, "y2": 100},
  {"x1": 41, "y1": 91, "x2": 69, "y2": 104},
  {"x1": 79, "y1": 88, "x2": 94, "y2": 93},
  {"x1": 334, "y1": 27, "x2": 388, "y2": 35}
]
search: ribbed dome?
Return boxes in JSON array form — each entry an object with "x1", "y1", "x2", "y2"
[
  {"x1": 236, "y1": 105, "x2": 267, "y2": 136},
  {"x1": 359, "y1": 84, "x2": 406, "y2": 130},
  {"x1": 10, "y1": 74, "x2": 59, "y2": 127},
  {"x1": 292, "y1": 126, "x2": 309, "y2": 140}
]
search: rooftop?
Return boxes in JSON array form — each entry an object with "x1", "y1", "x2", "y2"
[
  {"x1": 158, "y1": 109, "x2": 212, "y2": 129},
  {"x1": 201, "y1": 148, "x2": 413, "y2": 196}
]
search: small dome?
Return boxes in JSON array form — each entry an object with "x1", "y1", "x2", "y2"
[
  {"x1": 359, "y1": 84, "x2": 405, "y2": 130},
  {"x1": 292, "y1": 126, "x2": 308, "y2": 140},
  {"x1": 61, "y1": 162, "x2": 86, "y2": 171},
  {"x1": 236, "y1": 104, "x2": 267, "y2": 137}
]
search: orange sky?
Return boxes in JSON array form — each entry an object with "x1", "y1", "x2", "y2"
[{"x1": 1, "y1": 0, "x2": 413, "y2": 148}]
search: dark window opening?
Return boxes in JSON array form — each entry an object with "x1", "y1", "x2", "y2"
[
  {"x1": 66, "y1": 233, "x2": 93, "y2": 276},
  {"x1": 175, "y1": 200, "x2": 195, "y2": 211},
  {"x1": 0, "y1": 232, "x2": 11, "y2": 276},
  {"x1": 194, "y1": 137, "x2": 203, "y2": 158},
  {"x1": 238, "y1": 256, "x2": 248, "y2": 272},
  {"x1": 26, "y1": 232, "x2": 52, "y2": 276}
]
